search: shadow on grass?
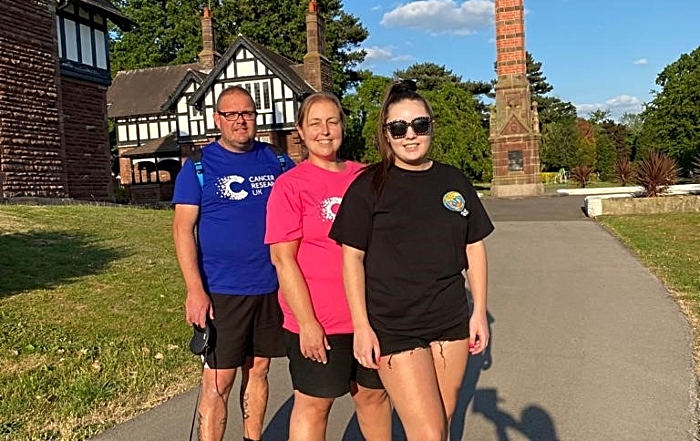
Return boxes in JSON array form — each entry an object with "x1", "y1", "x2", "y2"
[{"x1": 0, "y1": 231, "x2": 125, "y2": 299}]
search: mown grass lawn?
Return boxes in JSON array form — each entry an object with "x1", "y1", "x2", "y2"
[
  {"x1": 599, "y1": 213, "x2": 700, "y2": 366},
  {"x1": 0, "y1": 205, "x2": 199, "y2": 441},
  {"x1": 2, "y1": 204, "x2": 698, "y2": 440}
]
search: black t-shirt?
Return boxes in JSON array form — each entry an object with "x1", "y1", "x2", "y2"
[{"x1": 329, "y1": 162, "x2": 495, "y2": 336}]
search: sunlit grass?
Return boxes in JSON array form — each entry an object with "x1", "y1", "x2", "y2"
[{"x1": 0, "y1": 205, "x2": 199, "y2": 441}]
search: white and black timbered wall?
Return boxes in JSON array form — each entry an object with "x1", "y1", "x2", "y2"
[
  {"x1": 190, "y1": 46, "x2": 301, "y2": 140},
  {"x1": 175, "y1": 81, "x2": 206, "y2": 141},
  {"x1": 115, "y1": 116, "x2": 177, "y2": 147},
  {"x1": 56, "y1": 2, "x2": 110, "y2": 83}
]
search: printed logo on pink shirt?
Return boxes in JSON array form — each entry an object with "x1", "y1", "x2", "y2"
[{"x1": 319, "y1": 197, "x2": 342, "y2": 222}]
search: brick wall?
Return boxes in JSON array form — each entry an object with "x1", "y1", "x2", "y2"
[
  {"x1": 0, "y1": 1, "x2": 67, "y2": 198},
  {"x1": 60, "y1": 76, "x2": 113, "y2": 201},
  {"x1": 495, "y1": 0, "x2": 526, "y2": 76}
]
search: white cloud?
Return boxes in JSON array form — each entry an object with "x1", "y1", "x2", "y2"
[
  {"x1": 362, "y1": 46, "x2": 416, "y2": 64},
  {"x1": 364, "y1": 46, "x2": 394, "y2": 61},
  {"x1": 605, "y1": 95, "x2": 641, "y2": 108},
  {"x1": 633, "y1": 58, "x2": 648, "y2": 65},
  {"x1": 392, "y1": 54, "x2": 417, "y2": 62},
  {"x1": 371, "y1": 5, "x2": 383, "y2": 11},
  {"x1": 575, "y1": 95, "x2": 643, "y2": 120},
  {"x1": 380, "y1": 0, "x2": 494, "y2": 35}
]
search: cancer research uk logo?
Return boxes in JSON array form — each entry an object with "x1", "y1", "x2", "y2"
[
  {"x1": 216, "y1": 174, "x2": 275, "y2": 201},
  {"x1": 319, "y1": 197, "x2": 342, "y2": 222}
]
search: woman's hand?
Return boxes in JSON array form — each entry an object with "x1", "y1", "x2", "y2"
[
  {"x1": 299, "y1": 321, "x2": 330, "y2": 364},
  {"x1": 468, "y1": 311, "x2": 489, "y2": 355},
  {"x1": 353, "y1": 326, "x2": 381, "y2": 369}
]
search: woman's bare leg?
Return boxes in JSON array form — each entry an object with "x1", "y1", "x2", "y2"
[
  {"x1": 351, "y1": 384, "x2": 391, "y2": 440},
  {"x1": 377, "y1": 348, "x2": 447, "y2": 441},
  {"x1": 430, "y1": 338, "x2": 470, "y2": 436},
  {"x1": 288, "y1": 391, "x2": 334, "y2": 441}
]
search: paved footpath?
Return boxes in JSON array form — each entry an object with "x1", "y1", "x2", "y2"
[{"x1": 92, "y1": 195, "x2": 697, "y2": 441}]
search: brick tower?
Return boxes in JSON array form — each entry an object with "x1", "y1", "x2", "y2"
[
  {"x1": 303, "y1": 0, "x2": 333, "y2": 92},
  {"x1": 198, "y1": 6, "x2": 220, "y2": 70},
  {"x1": 489, "y1": 0, "x2": 543, "y2": 197}
]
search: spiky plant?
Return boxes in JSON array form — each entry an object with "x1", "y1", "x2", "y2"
[
  {"x1": 570, "y1": 164, "x2": 594, "y2": 188},
  {"x1": 634, "y1": 150, "x2": 680, "y2": 197},
  {"x1": 614, "y1": 157, "x2": 635, "y2": 186},
  {"x1": 692, "y1": 153, "x2": 700, "y2": 183}
]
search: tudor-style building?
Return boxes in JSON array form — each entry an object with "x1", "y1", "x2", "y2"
[
  {"x1": 107, "y1": 1, "x2": 332, "y2": 204},
  {"x1": 0, "y1": 0, "x2": 132, "y2": 200}
]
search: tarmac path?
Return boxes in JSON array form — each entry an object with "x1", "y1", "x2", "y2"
[{"x1": 92, "y1": 195, "x2": 696, "y2": 441}]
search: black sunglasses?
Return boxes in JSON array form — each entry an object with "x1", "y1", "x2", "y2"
[{"x1": 385, "y1": 116, "x2": 433, "y2": 139}]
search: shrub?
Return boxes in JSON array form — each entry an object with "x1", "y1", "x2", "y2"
[
  {"x1": 634, "y1": 150, "x2": 680, "y2": 197},
  {"x1": 614, "y1": 158, "x2": 635, "y2": 186},
  {"x1": 693, "y1": 154, "x2": 700, "y2": 183},
  {"x1": 570, "y1": 165, "x2": 594, "y2": 188},
  {"x1": 113, "y1": 186, "x2": 131, "y2": 204},
  {"x1": 541, "y1": 172, "x2": 558, "y2": 184}
]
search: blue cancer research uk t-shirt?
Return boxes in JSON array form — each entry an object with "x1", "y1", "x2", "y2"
[{"x1": 172, "y1": 140, "x2": 293, "y2": 295}]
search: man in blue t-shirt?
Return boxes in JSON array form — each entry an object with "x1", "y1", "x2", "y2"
[{"x1": 172, "y1": 86, "x2": 292, "y2": 441}]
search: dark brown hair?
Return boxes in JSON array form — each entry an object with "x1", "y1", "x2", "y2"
[{"x1": 365, "y1": 80, "x2": 434, "y2": 195}]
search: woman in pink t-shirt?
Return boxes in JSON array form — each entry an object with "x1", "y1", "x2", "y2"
[{"x1": 265, "y1": 93, "x2": 390, "y2": 441}]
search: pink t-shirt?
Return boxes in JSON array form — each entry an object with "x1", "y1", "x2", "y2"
[{"x1": 265, "y1": 160, "x2": 364, "y2": 335}]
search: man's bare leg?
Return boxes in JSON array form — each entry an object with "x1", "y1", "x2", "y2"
[
  {"x1": 239, "y1": 356, "x2": 271, "y2": 440},
  {"x1": 198, "y1": 367, "x2": 236, "y2": 441}
]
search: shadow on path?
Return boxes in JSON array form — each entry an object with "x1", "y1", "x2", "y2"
[
  {"x1": 262, "y1": 395, "x2": 293, "y2": 441},
  {"x1": 0, "y1": 231, "x2": 125, "y2": 299},
  {"x1": 472, "y1": 389, "x2": 560, "y2": 441}
]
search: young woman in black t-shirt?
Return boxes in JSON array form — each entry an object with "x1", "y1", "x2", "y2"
[{"x1": 329, "y1": 80, "x2": 494, "y2": 441}]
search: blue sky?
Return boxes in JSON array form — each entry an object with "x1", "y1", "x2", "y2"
[{"x1": 343, "y1": 0, "x2": 700, "y2": 120}]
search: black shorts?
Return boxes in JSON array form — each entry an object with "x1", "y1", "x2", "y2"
[
  {"x1": 285, "y1": 331, "x2": 384, "y2": 398},
  {"x1": 376, "y1": 319, "x2": 469, "y2": 356},
  {"x1": 203, "y1": 292, "x2": 285, "y2": 369}
]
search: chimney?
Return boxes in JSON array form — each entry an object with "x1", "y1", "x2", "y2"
[
  {"x1": 198, "y1": 6, "x2": 219, "y2": 70},
  {"x1": 495, "y1": 0, "x2": 526, "y2": 78},
  {"x1": 303, "y1": 0, "x2": 333, "y2": 92}
]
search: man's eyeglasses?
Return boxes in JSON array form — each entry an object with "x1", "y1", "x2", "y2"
[
  {"x1": 385, "y1": 116, "x2": 433, "y2": 139},
  {"x1": 217, "y1": 110, "x2": 257, "y2": 121}
]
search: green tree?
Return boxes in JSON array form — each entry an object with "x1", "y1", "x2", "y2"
[
  {"x1": 110, "y1": 0, "x2": 368, "y2": 94},
  {"x1": 619, "y1": 112, "x2": 644, "y2": 160},
  {"x1": 594, "y1": 132, "x2": 617, "y2": 181},
  {"x1": 540, "y1": 118, "x2": 582, "y2": 170},
  {"x1": 525, "y1": 51, "x2": 553, "y2": 96},
  {"x1": 525, "y1": 52, "x2": 576, "y2": 127},
  {"x1": 395, "y1": 62, "x2": 491, "y2": 128},
  {"x1": 424, "y1": 83, "x2": 492, "y2": 181},
  {"x1": 341, "y1": 72, "x2": 392, "y2": 161},
  {"x1": 584, "y1": 110, "x2": 628, "y2": 180},
  {"x1": 639, "y1": 45, "x2": 700, "y2": 171},
  {"x1": 600, "y1": 119, "x2": 631, "y2": 161}
]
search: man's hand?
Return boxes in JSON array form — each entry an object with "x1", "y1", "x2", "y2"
[{"x1": 186, "y1": 289, "x2": 213, "y2": 329}]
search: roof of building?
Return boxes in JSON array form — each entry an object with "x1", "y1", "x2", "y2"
[
  {"x1": 188, "y1": 35, "x2": 315, "y2": 107},
  {"x1": 160, "y1": 69, "x2": 208, "y2": 113},
  {"x1": 107, "y1": 64, "x2": 202, "y2": 118},
  {"x1": 121, "y1": 133, "x2": 180, "y2": 158},
  {"x1": 72, "y1": 0, "x2": 135, "y2": 30}
]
